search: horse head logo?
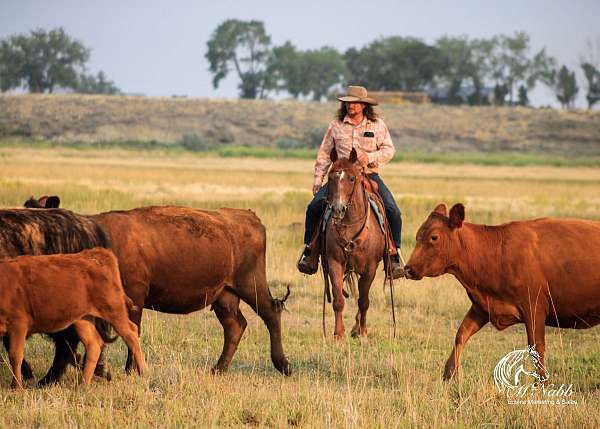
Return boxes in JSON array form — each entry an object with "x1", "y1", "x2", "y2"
[{"x1": 494, "y1": 346, "x2": 549, "y2": 392}]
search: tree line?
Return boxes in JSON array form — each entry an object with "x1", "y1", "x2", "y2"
[
  {"x1": 0, "y1": 28, "x2": 120, "y2": 95},
  {"x1": 206, "y1": 19, "x2": 600, "y2": 109},
  {"x1": 1, "y1": 25, "x2": 598, "y2": 109}
]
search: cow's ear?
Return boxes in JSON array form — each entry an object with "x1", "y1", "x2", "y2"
[
  {"x1": 44, "y1": 196, "x2": 61, "y2": 208},
  {"x1": 433, "y1": 203, "x2": 448, "y2": 217},
  {"x1": 449, "y1": 203, "x2": 465, "y2": 229},
  {"x1": 349, "y1": 147, "x2": 358, "y2": 163},
  {"x1": 330, "y1": 147, "x2": 338, "y2": 163}
]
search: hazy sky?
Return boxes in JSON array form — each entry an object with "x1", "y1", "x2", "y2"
[{"x1": 1, "y1": 0, "x2": 599, "y2": 107}]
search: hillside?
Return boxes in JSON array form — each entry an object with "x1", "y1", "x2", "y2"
[{"x1": 1, "y1": 94, "x2": 599, "y2": 156}]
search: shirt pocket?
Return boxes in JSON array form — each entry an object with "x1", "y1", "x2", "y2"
[
  {"x1": 356, "y1": 132, "x2": 379, "y2": 153},
  {"x1": 333, "y1": 135, "x2": 352, "y2": 156}
]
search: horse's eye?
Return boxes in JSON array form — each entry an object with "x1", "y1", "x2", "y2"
[{"x1": 431, "y1": 235, "x2": 438, "y2": 242}]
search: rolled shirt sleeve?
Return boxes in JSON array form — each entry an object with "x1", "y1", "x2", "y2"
[
  {"x1": 367, "y1": 120, "x2": 395, "y2": 166},
  {"x1": 313, "y1": 123, "x2": 335, "y2": 183}
]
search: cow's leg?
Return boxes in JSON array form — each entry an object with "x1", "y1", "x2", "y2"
[
  {"x1": 234, "y1": 269, "x2": 291, "y2": 376},
  {"x1": 328, "y1": 261, "x2": 346, "y2": 340},
  {"x1": 123, "y1": 280, "x2": 147, "y2": 374},
  {"x1": 3, "y1": 336, "x2": 33, "y2": 380},
  {"x1": 211, "y1": 289, "x2": 247, "y2": 374},
  {"x1": 104, "y1": 311, "x2": 147, "y2": 376},
  {"x1": 38, "y1": 328, "x2": 81, "y2": 386},
  {"x1": 350, "y1": 266, "x2": 377, "y2": 339},
  {"x1": 90, "y1": 319, "x2": 112, "y2": 381},
  {"x1": 525, "y1": 307, "x2": 547, "y2": 382},
  {"x1": 8, "y1": 325, "x2": 27, "y2": 389},
  {"x1": 443, "y1": 306, "x2": 488, "y2": 381},
  {"x1": 74, "y1": 320, "x2": 103, "y2": 385}
]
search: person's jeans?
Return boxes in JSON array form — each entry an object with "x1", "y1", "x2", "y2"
[{"x1": 303, "y1": 173, "x2": 402, "y2": 248}]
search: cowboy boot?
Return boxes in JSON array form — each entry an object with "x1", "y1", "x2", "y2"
[
  {"x1": 297, "y1": 245, "x2": 319, "y2": 275},
  {"x1": 390, "y1": 253, "x2": 405, "y2": 279}
]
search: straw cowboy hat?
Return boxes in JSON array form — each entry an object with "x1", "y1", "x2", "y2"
[{"x1": 337, "y1": 85, "x2": 378, "y2": 105}]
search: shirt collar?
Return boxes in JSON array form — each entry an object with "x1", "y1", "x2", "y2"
[{"x1": 342, "y1": 115, "x2": 368, "y2": 127}]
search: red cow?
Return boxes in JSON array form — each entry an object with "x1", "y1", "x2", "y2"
[{"x1": 404, "y1": 203, "x2": 600, "y2": 381}]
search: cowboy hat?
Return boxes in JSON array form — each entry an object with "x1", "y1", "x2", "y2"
[{"x1": 337, "y1": 85, "x2": 378, "y2": 105}]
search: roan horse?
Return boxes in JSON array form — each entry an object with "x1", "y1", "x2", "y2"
[{"x1": 321, "y1": 147, "x2": 394, "y2": 339}]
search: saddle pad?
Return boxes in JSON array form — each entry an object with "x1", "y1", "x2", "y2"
[{"x1": 368, "y1": 195, "x2": 386, "y2": 233}]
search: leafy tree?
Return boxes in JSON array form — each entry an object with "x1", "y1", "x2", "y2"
[
  {"x1": 206, "y1": 19, "x2": 273, "y2": 99},
  {"x1": 268, "y1": 42, "x2": 304, "y2": 97},
  {"x1": 517, "y1": 85, "x2": 529, "y2": 106},
  {"x1": 77, "y1": 71, "x2": 120, "y2": 94},
  {"x1": 435, "y1": 36, "x2": 474, "y2": 104},
  {"x1": 0, "y1": 27, "x2": 89, "y2": 93},
  {"x1": 581, "y1": 63, "x2": 600, "y2": 109},
  {"x1": 550, "y1": 65, "x2": 579, "y2": 109},
  {"x1": 269, "y1": 43, "x2": 346, "y2": 101},
  {"x1": 299, "y1": 47, "x2": 347, "y2": 101},
  {"x1": 488, "y1": 32, "x2": 556, "y2": 104},
  {"x1": 468, "y1": 38, "x2": 496, "y2": 105},
  {"x1": 344, "y1": 36, "x2": 441, "y2": 91},
  {"x1": 493, "y1": 83, "x2": 509, "y2": 105},
  {"x1": 579, "y1": 38, "x2": 600, "y2": 109}
]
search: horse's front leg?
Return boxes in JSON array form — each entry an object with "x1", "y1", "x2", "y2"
[
  {"x1": 351, "y1": 265, "x2": 376, "y2": 339},
  {"x1": 328, "y1": 260, "x2": 346, "y2": 340}
]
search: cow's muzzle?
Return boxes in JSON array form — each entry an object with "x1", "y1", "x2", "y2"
[{"x1": 403, "y1": 265, "x2": 422, "y2": 280}]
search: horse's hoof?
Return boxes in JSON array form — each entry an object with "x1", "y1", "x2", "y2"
[
  {"x1": 211, "y1": 365, "x2": 227, "y2": 375},
  {"x1": 273, "y1": 358, "x2": 292, "y2": 376},
  {"x1": 443, "y1": 363, "x2": 457, "y2": 381}
]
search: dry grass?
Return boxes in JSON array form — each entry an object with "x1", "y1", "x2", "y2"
[
  {"x1": 1, "y1": 148, "x2": 600, "y2": 427},
  {"x1": 1, "y1": 94, "x2": 600, "y2": 156}
]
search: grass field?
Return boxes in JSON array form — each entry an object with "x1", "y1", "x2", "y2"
[{"x1": 1, "y1": 147, "x2": 600, "y2": 427}]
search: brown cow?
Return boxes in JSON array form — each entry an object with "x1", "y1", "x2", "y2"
[
  {"x1": 404, "y1": 203, "x2": 600, "y2": 381},
  {"x1": 26, "y1": 198, "x2": 291, "y2": 376},
  {"x1": 0, "y1": 205, "x2": 114, "y2": 385},
  {"x1": 0, "y1": 248, "x2": 147, "y2": 388}
]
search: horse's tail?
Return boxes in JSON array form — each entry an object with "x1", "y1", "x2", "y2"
[{"x1": 343, "y1": 271, "x2": 359, "y2": 304}]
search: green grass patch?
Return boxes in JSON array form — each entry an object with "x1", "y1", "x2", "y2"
[{"x1": 1, "y1": 137, "x2": 600, "y2": 167}]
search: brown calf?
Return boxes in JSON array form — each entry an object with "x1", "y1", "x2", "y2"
[
  {"x1": 0, "y1": 248, "x2": 147, "y2": 388},
  {"x1": 404, "y1": 203, "x2": 600, "y2": 381}
]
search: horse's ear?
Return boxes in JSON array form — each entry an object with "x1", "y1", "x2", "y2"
[
  {"x1": 349, "y1": 148, "x2": 358, "y2": 163},
  {"x1": 330, "y1": 147, "x2": 338, "y2": 163}
]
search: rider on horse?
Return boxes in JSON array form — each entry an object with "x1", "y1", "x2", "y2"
[{"x1": 297, "y1": 85, "x2": 404, "y2": 279}]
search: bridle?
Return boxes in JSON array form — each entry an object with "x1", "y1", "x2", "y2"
[{"x1": 327, "y1": 166, "x2": 370, "y2": 255}]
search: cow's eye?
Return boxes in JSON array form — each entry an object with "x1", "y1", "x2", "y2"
[
  {"x1": 431, "y1": 235, "x2": 438, "y2": 242},
  {"x1": 350, "y1": 176, "x2": 355, "y2": 182}
]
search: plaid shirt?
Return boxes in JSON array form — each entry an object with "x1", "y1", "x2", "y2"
[{"x1": 313, "y1": 115, "x2": 395, "y2": 185}]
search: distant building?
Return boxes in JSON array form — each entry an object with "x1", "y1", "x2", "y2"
[{"x1": 427, "y1": 85, "x2": 494, "y2": 105}]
